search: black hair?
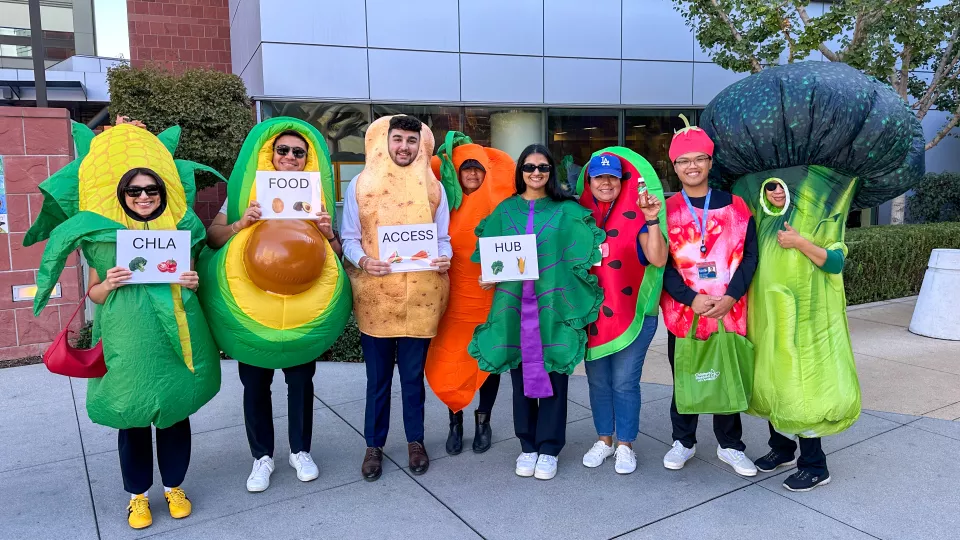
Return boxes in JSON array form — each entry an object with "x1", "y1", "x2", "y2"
[
  {"x1": 116, "y1": 167, "x2": 167, "y2": 223},
  {"x1": 514, "y1": 144, "x2": 576, "y2": 202},
  {"x1": 273, "y1": 130, "x2": 309, "y2": 150},
  {"x1": 388, "y1": 115, "x2": 423, "y2": 135}
]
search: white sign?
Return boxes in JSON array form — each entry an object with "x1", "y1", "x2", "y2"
[
  {"x1": 377, "y1": 223, "x2": 439, "y2": 273},
  {"x1": 256, "y1": 171, "x2": 323, "y2": 220},
  {"x1": 478, "y1": 234, "x2": 540, "y2": 282},
  {"x1": 116, "y1": 230, "x2": 191, "y2": 284}
]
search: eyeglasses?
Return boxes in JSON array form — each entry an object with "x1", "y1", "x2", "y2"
[
  {"x1": 275, "y1": 145, "x2": 307, "y2": 159},
  {"x1": 123, "y1": 185, "x2": 160, "y2": 197},
  {"x1": 521, "y1": 163, "x2": 552, "y2": 173},
  {"x1": 675, "y1": 156, "x2": 712, "y2": 167},
  {"x1": 764, "y1": 183, "x2": 781, "y2": 192}
]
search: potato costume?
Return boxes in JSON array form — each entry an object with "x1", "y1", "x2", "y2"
[{"x1": 346, "y1": 115, "x2": 449, "y2": 338}]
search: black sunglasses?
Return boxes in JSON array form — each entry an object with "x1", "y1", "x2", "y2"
[
  {"x1": 124, "y1": 185, "x2": 160, "y2": 198},
  {"x1": 764, "y1": 183, "x2": 781, "y2": 192},
  {"x1": 275, "y1": 145, "x2": 307, "y2": 159},
  {"x1": 521, "y1": 163, "x2": 552, "y2": 173}
]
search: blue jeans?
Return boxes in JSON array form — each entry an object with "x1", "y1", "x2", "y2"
[{"x1": 584, "y1": 315, "x2": 658, "y2": 443}]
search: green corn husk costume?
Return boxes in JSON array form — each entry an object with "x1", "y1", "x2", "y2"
[
  {"x1": 701, "y1": 62, "x2": 925, "y2": 437},
  {"x1": 24, "y1": 122, "x2": 223, "y2": 429}
]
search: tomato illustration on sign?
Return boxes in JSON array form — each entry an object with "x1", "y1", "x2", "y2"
[{"x1": 157, "y1": 259, "x2": 178, "y2": 273}]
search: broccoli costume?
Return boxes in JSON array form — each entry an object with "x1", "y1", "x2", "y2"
[
  {"x1": 701, "y1": 62, "x2": 926, "y2": 437},
  {"x1": 24, "y1": 123, "x2": 222, "y2": 429},
  {"x1": 467, "y1": 196, "x2": 604, "y2": 397}
]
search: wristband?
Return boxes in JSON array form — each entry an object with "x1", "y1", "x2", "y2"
[{"x1": 645, "y1": 219, "x2": 660, "y2": 227}]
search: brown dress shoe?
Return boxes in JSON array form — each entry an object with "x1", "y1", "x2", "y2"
[
  {"x1": 408, "y1": 441, "x2": 429, "y2": 475},
  {"x1": 361, "y1": 447, "x2": 383, "y2": 482}
]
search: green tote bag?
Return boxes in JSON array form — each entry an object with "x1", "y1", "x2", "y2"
[{"x1": 674, "y1": 315, "x2": 755, "y2": 415}]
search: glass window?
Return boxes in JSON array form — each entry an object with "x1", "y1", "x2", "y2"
[
  {"x1": 260, "y1": 101, "x2": 371, "y2": 202},
  {"x1": 625, "y1": 109, "x2": 699, "y2": 193},
  {"x1": 547, "y1": 109, "x2": 619, "y2": 192},
  {"x1": 372, "y1": 104, "x2": 461, "y2": 154},
  {"x1": 464, "y1": 107, "x2": 544, "y2": 161}
]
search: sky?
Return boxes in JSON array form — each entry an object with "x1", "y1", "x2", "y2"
[{"x1": 93, "y1": 0, "x2": 130, "y2": 59}]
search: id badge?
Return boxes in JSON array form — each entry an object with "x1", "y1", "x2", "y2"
[
  {"x1": 697, "y1": 261, "x2": 718, "y2": 280},
  {"x1": 593, "y1": 243, "x2": 610, "y2": 267}
]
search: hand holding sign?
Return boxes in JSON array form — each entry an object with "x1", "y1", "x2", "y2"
[
  {"x1": 256, "y1": 171, "x2": 322, "y2": 220},
  {"x1": 313, "y1": 203, "x2": 335, "y2": 240}
]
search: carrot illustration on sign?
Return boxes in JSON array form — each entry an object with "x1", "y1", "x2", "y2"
[
  {"x1": 410, "y1": 250, "x2": 430, "y2": 260},
  {"x1": 386, "y1": 251, "x2": 403, "y2": 263}
]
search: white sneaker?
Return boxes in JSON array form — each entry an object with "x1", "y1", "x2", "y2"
[
  {"x1": 515, "y1": 452, "x2": 538, "y2": 477},
  {"x1": 614, "y1": 445, "x2": 637, "y2": 474},
  {"x1": 663, "y1": 440, "x2": 696, "y2": 470},
  {"x1": 534, "y1": 454, "x2": 558, "y2": 480},
  {"x1": 582, "y1": 440, "x2": 615, "y2": 468},
  {"x1": 246, "y1": 456, "x2": 275, "y2": 492},
  {"x1": 717, "y1": 446, "x2": 758, "y2": 477},
  {"x1": 289, "y1": 451, "x2": 319, "y2": 482}
]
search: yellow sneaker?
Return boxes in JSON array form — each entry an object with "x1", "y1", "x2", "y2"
[
  {"x1": 164, "y1": 487, "x2": 192, "y2": 519},
  {"x1": 127, "y1": 495, "x2": 152, "y2": 529}
]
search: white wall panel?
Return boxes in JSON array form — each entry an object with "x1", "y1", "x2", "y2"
[
  {"x1": 622, "y1": 1, "x2": 693, "y2": 62},
  {"x1": 261, "y1": 43, "x2": 368, "y2": 99},
  {"x1": 622, "y1": 60, "x2": 693, "y2": 105},
  {"x1": 366, "y1": 0, "x2": 459, "y2": 52},
  {"x1": 230, "y1": 0, "x2": 261, "y2": 75},
  {"x1": 544, "y1": 57, "x2": 620, "y2": 104},
  {"x1": 460, "y1": 54, "x2": 543, "y2": 103},
  {"x1": 369, "y1": 49, "x2": 459, "y2": 102},
  {"x1": 544, "y1": 0, "x2": 621, "y2": 59},
  {"x1": 460, "y1": 0, "x2": 543, "y2": 55},
  {"x1": 692, "y1": 62, "x2": 748, "y2": 105},
  {"x1": 259, "y1": 0, "x2": 366, "y2": 47}
]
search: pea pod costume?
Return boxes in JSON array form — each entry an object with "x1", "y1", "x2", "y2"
[
  {"x1": 701, "y1": 62, "x2": 926, "y2": 437},
  {"x1": 196, "y1": 117, "x2": 351, "y2": 368},
  {"x1": 24, "y1": 123, "x2": 222, "y2": 429},
  {"x1": 467, "y1": 196, "x2": 604, "y2": 396}
]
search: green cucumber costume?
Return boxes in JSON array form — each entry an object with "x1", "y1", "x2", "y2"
[
  {"x1": 24, "y1": 122, "x2": 222, "y2": 429},
  {"x1": 702, "y1": 62, "x2": 926, "y2": 437}
]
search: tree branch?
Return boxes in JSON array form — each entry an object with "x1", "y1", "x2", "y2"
[
  {"x1": 897, "y1": 45, "x2": 912, "y2": 100},
  {"x1": 916, "y1": 26, "x2": 960, "y2": 120},
  {"x1": 926, "y1": 102, "x2": 960, "y2": 151},
  {"x1": 795, "y1": 4, "x2": 840, "y2": 61},
  {"x1": 709, "y1": 0, "x2": 764, "y2": 72}
]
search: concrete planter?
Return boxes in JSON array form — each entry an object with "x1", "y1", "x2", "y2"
[{"x1": 909, "y1": 249, "x2": 960, "y2": 340}]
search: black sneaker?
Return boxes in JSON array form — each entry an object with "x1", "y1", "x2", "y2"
[
  {"x1": 783, "y1": 470, "x2": 831, "y2": 492},
  {"x1": 755, "y1": 449, "x2": 798, "y2": 473}
]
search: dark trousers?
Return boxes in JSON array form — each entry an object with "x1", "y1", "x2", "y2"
[
  {"x1": 118, "y1": 418, "x2": 191, "y2": 495},
  {"x1": 449, "y1": 373, "x2": 501, "y2": 415},
  {"x1": 361, "y1": 334, "x2": 430, "y2": 447},
  {"x1": 511, "y1": 366, "x2": 569, "y2": 457},
  {"x1": 768, "y1": 422, "x2": 828, "y2": 476},
  {"x1": 238, "y1": 360, "x2": 317, "y2": 459},
  {"x1": 668, "y1": 332, "x2": 745, "y2": 451}
]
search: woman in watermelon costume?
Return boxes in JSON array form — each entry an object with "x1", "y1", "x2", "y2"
[
  {"x1": 701, "y1": 62, "x2": 926, "y2": 492},
  {"x1": 574, "y1": 150, "x2": 667, "y2": 475},
  {"x1": 659, "y1": 116, "x2": 760, "y2": 478},
  {"x1": 425, "y1": 132, "x2": 515, "y2": 456},
  {"x1": 469, "y1": 144, "x2": 603, "y2": 480},
  {"x1": 198, "y1": 117, "x2": 351, "y2": 493},
  {"x1": 24, "y1": 118, "x2": 221, "y2": 529}
]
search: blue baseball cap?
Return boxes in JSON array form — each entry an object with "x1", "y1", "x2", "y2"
[{"x1": 588, "y1": 154, "x2": 622, "y2": 179}]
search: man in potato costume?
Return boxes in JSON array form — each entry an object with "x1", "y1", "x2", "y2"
[{"x1": 341, "y1": 115, "x2": 452, "y2": 481}]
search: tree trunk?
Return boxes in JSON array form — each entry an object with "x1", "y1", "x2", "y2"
[{"x1": 889, "y1": 194, "x2": 907, "y2": 225}]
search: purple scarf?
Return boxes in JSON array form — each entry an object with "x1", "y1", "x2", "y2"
[{"x1": 520, "y1": 199, "x2": 553, "y2": 398}]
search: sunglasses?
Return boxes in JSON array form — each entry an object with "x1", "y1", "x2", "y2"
[
  {"x1": 675, "y1": 156, "x2": 712, "y2": 167},
  {"x1": 521, "y1": 163, "x2": 552, "y2": 173},
  {"x1": 123, "y1": 185, "x2": 160, "y2": 198},
  {"x1": 765, "y1": 183, "x2": 782, "y2": 192},
  {"x1": 275, "y1": 145, "x2": 307, "y2": 159}
]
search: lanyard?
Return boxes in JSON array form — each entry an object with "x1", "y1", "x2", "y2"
[
  {"x1": 681, "y1": 189, "x2": 711, "y2": 254},
  {"x1": 593, "y1": 197, "x2": 616, "y2": 228}
]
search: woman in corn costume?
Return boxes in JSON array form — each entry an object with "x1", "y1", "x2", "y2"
[{"x1": 24, "y1": 119, "x2": 222, "y2": 528}]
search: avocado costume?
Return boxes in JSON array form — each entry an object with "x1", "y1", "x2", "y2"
[
  {"x1": 24, "y1": 123, "x2": 221, "y2": 429},
  {"x1": 702, "y1": 61, "x2": 926, "y2": 436}
]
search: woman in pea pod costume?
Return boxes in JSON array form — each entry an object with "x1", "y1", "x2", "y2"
[
  {"x1": 468, "y1": 144, "x2": 604, "y2": 480},
  {"x1": 24, "y1": 119, "x2": 222, "y2": 528},
  {"x1": 701, "y1": 61, "x2": 926, "y2": 492}
]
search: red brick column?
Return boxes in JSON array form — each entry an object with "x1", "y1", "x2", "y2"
[
  {"x1": 0, "y1": 108, "x2": 83, "y2": 363},
  {"x1": 195, "y1": 183, "x2": 227, "y2": 227},
  {"x1": 127, "y1": 0, "x2": 232, "y2": 73}
]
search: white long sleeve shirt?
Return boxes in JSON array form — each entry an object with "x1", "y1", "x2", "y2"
[{"x1": 339, "y1": 174, "x2": 452, "y2": 268}]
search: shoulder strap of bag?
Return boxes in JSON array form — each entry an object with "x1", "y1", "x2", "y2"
[
  {"x1": 63, "y1": 292, "x2": 89, "y2": 328},
  {"x1": 687, "y1": 314, "x2": 700, "y2": 338}
]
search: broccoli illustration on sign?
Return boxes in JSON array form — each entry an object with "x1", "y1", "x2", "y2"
[
  {"x1": 490, "y1": 260, "x2": 504, "y2": 275},
  {"x1": 128, "y1": 257, "x2": 147, "y2": 272}
]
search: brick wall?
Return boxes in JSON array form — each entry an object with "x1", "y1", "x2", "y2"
[
  {"x1": 195, "y1": 182, "x2": 226, "y2": 226},
  {"x1": 127, "y1": 0, "x2": 232, "y2": 73},
  {"x1": 0, "y1": 108, "x2": 84, "y2": 362}
]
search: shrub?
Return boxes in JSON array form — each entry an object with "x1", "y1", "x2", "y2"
[
  {"x1": 319, "y1": 315, "x2": 363, "y2": 363},
  {"x1": 844, "y1": 222, "x2": 960, "y2": 305},
  {"x1": 72, "y1": 321, "x2": 94, "y2": 350},
  {"x1": 107, "y1": 64, "x2": 254, "y2": 190},
  {"x1": 906, "y1": 173, "x2": 960, "y2": 224}
]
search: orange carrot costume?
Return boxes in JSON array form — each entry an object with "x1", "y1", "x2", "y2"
[{"x1": 424, "y1": 133, "x2": 515, "y2": 412}]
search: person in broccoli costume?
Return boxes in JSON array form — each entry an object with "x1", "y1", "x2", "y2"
[
  {"x1": 701, "y1": 61, "x2": 926, "y2": 492},
  {"x1": 24, "y1": 117, "x2": 221, "y2": 529}
]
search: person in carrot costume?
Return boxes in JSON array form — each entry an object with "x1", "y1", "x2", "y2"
[{"x1": 425, "y1": 132, "x2": 515, "y2": 455}]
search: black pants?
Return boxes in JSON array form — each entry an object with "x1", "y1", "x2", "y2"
[
  {"x1": 361, "y1": 334, "x2": 430, "y2": 447},
  {"x1": 768, "y1": 422, "x2": 828, "y2": 476},
  {"x1": 511, "y1": 366, "x2": 569, "y2": 456},
  {"x1": 448, "y1": 373, "x2": 501, "y2": 415},
  {"x1": 118, "y1": 418, "x2": 191, "y2": 495},
  {"x1": 668, "y1": 332, "x2": 745, "y2": 451},
  {"x1": 238, "y1": 360, "x2": 317, "y2": 459}
]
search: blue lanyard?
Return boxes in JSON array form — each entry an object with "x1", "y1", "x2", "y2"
[{"x1": 681, "y1": 189, "x2": 711, "y2": 254}]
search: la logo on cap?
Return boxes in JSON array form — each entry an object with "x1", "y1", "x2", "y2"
[{"x1": 600, "y1": 156, "x2": 610, "y2": 166}]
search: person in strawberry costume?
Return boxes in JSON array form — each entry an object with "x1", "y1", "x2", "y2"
[{"x1": 659, "y1": 115, "x2": 759, "y2": 477}]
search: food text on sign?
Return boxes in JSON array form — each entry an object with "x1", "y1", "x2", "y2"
[{"x1": 268, "y1": 176, "x2": 311, "y2": 189}]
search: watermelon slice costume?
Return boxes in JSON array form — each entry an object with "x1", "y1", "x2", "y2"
[
  {"x1": 424, "y1": 132, "x2": 515, "y2": 412},
  {"x1": 196, "y1": 117, "x2": 352, "y2": 369},
  {"x1": 24, "y1": 123, "x2": 222, "y2": 429},
  {"x1": 702, "y1": 62, "x2": 926, "y2": 437},
  {"x1": 574, "y1": 148, "x2": 668, "y2": 360}
]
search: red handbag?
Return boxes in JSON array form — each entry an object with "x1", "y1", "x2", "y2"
[{"x1": 42, "y1": 293, "x2": 106, "y2": 378}]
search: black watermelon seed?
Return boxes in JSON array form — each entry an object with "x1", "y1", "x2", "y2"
[
  {"x1": 621, "y1": 286, "x2": 633, "y2": 296},
  {"x1": 607, "y1": 229, "x2": 619, "y2": 237},
  {"x1": 622, "y1": 211, "x2": 637, "y2": 219},
  {"x1": 589, "y1": 324, "x2": 599, "y2": 336},
  {"x1": 609, "y1": 260, "x2": 622, "y2": 269},
  {"x1": 602, "y1": 306, "x2": 614, "y2": 317}
]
